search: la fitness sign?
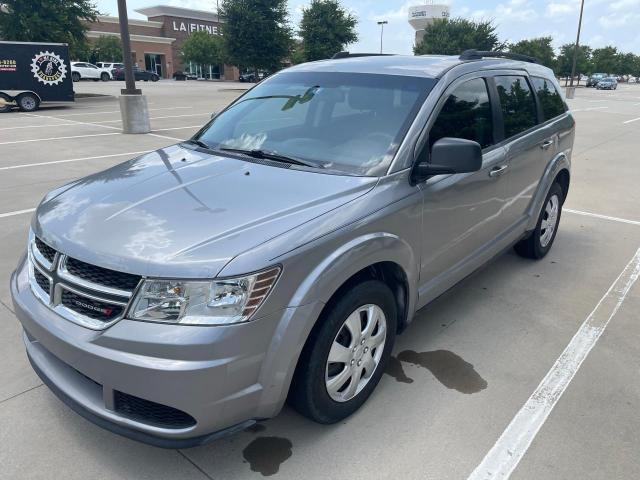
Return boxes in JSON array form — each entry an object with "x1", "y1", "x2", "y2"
[{"x1": 172, "y1": 20, "x2": 219, "y2": 35}]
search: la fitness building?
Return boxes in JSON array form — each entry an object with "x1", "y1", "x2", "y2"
[{"x1": 85, "y1": 5, "x2": 239, "y2": 80}]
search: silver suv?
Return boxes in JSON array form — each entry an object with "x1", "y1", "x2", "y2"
[{"x1": 11, "y1": 51, "x2": 574, "y2": 447}]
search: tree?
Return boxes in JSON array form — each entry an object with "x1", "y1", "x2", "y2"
[
  {"x1": 615, "y1": 52, "x2": 637, "y2": 76},
  {"x1": 299, "y1": 0, "x2": 357, "y2": 61},
  {"x1": 221, "y1": 0, "x2": 292, "y2": 74},
  {"x1": 290, "y1": 38, "x2": 306, "y2": 65},
  {"x1": 556, "y1": 43, "x2": 591, "y2": 82},
  {"x1": 509, "y1": 37, "x2": 555, "y2": 70},
  {"x1": 181, "y1": 31, "x2": 224, "y2": 71},
  {"x1": 0, "y1": 0, "x2": 98, "y2": 46},
  {"x1": 414, "y1": 18, "x2": 503, "y2": 55},
  {"x1": 92, "y1": 35, "x2": 122, "y2": 62},
  {"x1": 591, "y1": 46, "x2": 619, "y2": 74}
]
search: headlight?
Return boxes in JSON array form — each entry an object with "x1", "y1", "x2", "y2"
[{"x1": 128, "y1": 266, "x2": 280, "y2": 325}]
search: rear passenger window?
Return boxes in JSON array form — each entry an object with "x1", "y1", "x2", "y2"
[
  {"x1": 494, "y1": 76, "x2": 537, "y2": 138},
  {"x1": 531, "y1": 77, "x2": 566, "y2": 120},
  {"x1": 429, "y1": 78, "x2": 493, "y2": 149}
]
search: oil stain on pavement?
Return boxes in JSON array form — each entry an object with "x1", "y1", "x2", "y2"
[
  {"x1": 397, "y1": 349, "x2": 487, "y2": 394},
  {"x1": 243, "y1": 436, "x2": 293, "y2": 476}
]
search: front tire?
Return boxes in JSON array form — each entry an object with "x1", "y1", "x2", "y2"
[
  {"x1": 514, "y1": 182, "x2": 563, "y2": 259},
  {"x1": 151, "y1": 75, "x2": 159, "y2": 82},
  {"x1": 72, "y1": 72, "x2": 80, "y2": 82},
  {"x1": 16, "y1": 93, "x2": 39, "y2": 112},
  {"x1": 0, "y1": 93, "x2": 13, "y2": 113},
  {"x1": 101, "y1": 72, "x2": 110, "y2": 81},
  {"x1": 289, "y1": 280, "x2": 397, "y2": 423}
]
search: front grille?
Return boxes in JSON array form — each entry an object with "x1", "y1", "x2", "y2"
[
  {"x1": 35, "y1": 237, "x2": 56, "y2": 263},
  {"x1": 114, "y1": 391, "x2": 196, "y2": 429},
  {"x1": 65, "y1": 256, "x2": 141, "y2": 291},
  {"x1": 34, "y1": 270, "x2": 50, "y2": 293},
  {"x1": 61, "y1": 289, "x2": 123, "y2": 322}
]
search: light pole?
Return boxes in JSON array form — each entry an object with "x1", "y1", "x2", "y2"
[
  {"x1": 377, "y1": 20, "x2": 388, "y2": 54},
  {"x1": 117, "y1": 0, "x2": 139, "y2": 95},
  {"x1": 117, "y1": 0, "x2": 150, "y2": 133},
  {"x1": 569, "y1": 0, "x2": 585, "y2": 88}
]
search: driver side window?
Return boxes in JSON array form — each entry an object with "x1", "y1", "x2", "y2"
[{"x1": 429, "y1": 78, "x2": 494, "y2": 150}]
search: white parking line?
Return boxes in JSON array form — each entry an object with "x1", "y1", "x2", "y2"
[
  {"x1": 0, "y1": 132, "x2": 119, "y2": 145},
  {"x1": 467, "y1": 247, "x2": 640, "y2": 480},
  {"x1": 564, "y1": 208, "x2": 640, "y2": 227},
  {"x1": 570, "y1": 106, "x2": 608, "y2": 112},
  {"x1": 622, "y1": 116, "x2": 640, "y2": 124},
  {"x1": 94, "y1": 112, "x2": 211, "y2": 124},
  {"x1": 21, "y1": 112, "x2": 187, "y2": 143},
  {"x1": 0, "y1": 150, "x2": 151, "y2": 171},
  {"x1": 0, "y1": 123, "x2": 81, "y2": 131},
  {"x1": 25, "y1": 106, "x2": 192, "y2": 118},
  {"x1": 0, "y1": 208, "x2": 35, "y2": 219},
  {"x1": 152, "y1": 125, "x2": 202, "y2": 132}
]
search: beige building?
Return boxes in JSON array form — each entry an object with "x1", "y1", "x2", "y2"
[{"x1": 84, "y1": 5, "x2": 239, "y2": 80}]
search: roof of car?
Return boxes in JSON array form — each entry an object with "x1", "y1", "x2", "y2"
[{"x1": 286, "y1": 54, "x2": 552, "y2": 79}]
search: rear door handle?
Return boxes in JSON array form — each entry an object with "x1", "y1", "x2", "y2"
[
  {"x1": 540, "y1": 139, "x2": 554, "y2": 150},
  {"x1": 489, "y1": 165, "x2": 508, "y2": 177}
]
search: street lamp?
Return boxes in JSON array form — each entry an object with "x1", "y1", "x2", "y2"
[
  {"x1": 377, "y1": 20, "x2": 388, "y2": 54},
  {"x1": 116, "y1": 0, "x2": 150, "y2": 133},
  {"x1": 569, "y1": 0, "x2": 585, "y2": 89}
]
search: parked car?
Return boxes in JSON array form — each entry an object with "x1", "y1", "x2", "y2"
[
  {"x1": 113, "y1": 65, "x2": 160, "y2": 82},
  {"x1": 239, "y1": 71, "x2": 267, "y2": 82},
  {"x1": 172, "y1": 70, "x2": 197, "y2": 81},
  {"x1": 96, "y1": 62, "x2": 124, "y2": 71},
  {"x1": 586, "y1": 73, "x2": 607, "y2": 87},
  {"x1": 70, "y1": 62, "x2": 112, "y2": 81},
  {"x1": 596, "y1": 77, "x2": 618, "y2": 90},
  {"x1": 12, "y1": 51, "x2": 574, "y2": 447}
]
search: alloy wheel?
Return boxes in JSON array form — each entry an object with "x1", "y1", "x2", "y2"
[
  {"x1": 540, "y1": 194, "x2": 560, "y2": 247},
  {"x1": 325, "y1": 304, "x2": 387, "y2": 402}
]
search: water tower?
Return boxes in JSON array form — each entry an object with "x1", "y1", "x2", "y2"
[{"x1": 408, "y1": 2, "x2": 450, "y2": 45}]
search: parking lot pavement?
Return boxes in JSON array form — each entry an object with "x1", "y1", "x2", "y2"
[{"x1": 0, "y1": 81, "x2": 639, "y2": 479}]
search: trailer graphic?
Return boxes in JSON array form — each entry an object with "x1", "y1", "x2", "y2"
[{"x1": 0, "y1": 41, "x2": 74, "y2": 112}]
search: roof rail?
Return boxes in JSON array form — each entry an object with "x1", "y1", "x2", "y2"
[
  {"x1": 459, "y1": 49, "x2": 539, "y2": 64},
  {"x1": 331, "y1": 52, "x2": 396, "y2": 59}
]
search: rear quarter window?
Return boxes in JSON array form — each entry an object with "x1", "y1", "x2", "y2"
[
  {"x1": 531, "y1": 77, "x2": 567, "y2": 120},
  {"x1": 494, "y1": 76, "x2": 537, "y2": 138}
]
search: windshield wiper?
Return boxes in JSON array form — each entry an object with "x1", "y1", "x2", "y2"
[
  {"x1": 185, "y1": 138, "x2": 211, "y2": 149},
  {"x1": 219, "y1": 147, "x2": 325, "y2": 169}
]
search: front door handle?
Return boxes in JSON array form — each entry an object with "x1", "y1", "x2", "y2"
[
  {"x1": 540, "y1": 139, "x2": 554, "y2": 150},
  {"x1": 489, "y1": 165, "x2": 508, "y2": 177}
]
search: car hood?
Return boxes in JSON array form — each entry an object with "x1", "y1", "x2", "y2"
[{"x1": 34, "y1": 144, "x2": 377, "y2": 278}]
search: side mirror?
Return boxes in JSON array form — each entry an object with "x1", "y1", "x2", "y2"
[{"x1": 412, "y1": 137, "x2": 482, "y2": 183}]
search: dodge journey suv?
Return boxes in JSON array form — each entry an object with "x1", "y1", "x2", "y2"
[{"x1": 11, "y1": 50, "x2": 574, "y2": 447}]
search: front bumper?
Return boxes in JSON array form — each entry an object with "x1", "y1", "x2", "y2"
[{"x1": 11, "y1": 255, "x2": 318, "y2": 447}]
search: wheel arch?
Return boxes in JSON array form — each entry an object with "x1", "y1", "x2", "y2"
[
  {"x1": 15, "y1": 90, "x2": 41, "y2": 103},
  {"x1": 253, "y1": 233, "x2": 419, "y2": 419},
  {"x1": 525, "y1": 153, "x2": 571, "y2": 231}
]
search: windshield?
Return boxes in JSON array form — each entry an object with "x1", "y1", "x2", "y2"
[{"x1": 195, "y1": 71, "x2": 435, "y2": 175}]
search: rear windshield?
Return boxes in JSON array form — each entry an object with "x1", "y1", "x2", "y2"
[{"x1": 196, "y1": 71, "x2": 436, "y2": 175}]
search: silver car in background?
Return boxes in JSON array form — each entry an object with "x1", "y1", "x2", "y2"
[{"x1": 11, "y1": 51, "x2": 574, "y2": 447}]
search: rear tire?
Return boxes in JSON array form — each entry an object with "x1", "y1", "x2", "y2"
[
  {"x1": 289, "y1": 280, "x2": 397, "y2": 423},
  {"x1": 0, "y1": 93, "x2": 13, "y2": 113},
  {"x1": 101, "y1": 72, "x2": 110, "y2": 81},
  {"x1": 514, "y1": 182, "x2": 563, "y2": 259},
  {"x1": 151, "y1": 75, "x2": 159, "y2": 82},
  {"x1": 16, "y1": 93, "x2": 39, "y2": 112}
]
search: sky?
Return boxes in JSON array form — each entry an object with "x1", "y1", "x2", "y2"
[{"x1": 95, "y1": 0, "x2": 640, "y2": 55}]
